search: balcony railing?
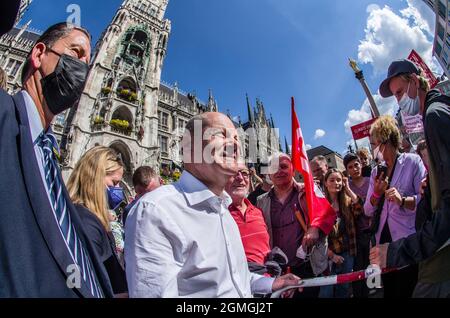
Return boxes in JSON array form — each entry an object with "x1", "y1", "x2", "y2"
[
  {"x1": 52, "y1": 124, "x2": 64, "y2": 133},
  {"x1": 91, "y1": 121, "x2": 133, "y2": 138},
  {"x1": 111, "y1": 126, "x2": 132, "y2": 136},
  {"x1": 161, "y1": 151, "x2": 169, "y2": 158}
]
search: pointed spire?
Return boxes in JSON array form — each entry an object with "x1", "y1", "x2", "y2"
[
  {"x1": 255, "y1": 98, "x2": 264, "y2": 124},
  {"x1": 260, "y1": 100, "x2": 267, "y2": 118},
  {"x1": 123, "y1": 0, "x2": 134, "y2": 8},
  {"x1": 270, "y1": 113, "x2": 275, "y2": 129},
  {"x1": 246, "y1": 93, "x2": 254, "y2": 125},
  {"x1": 208, "y1": 88, "x2": 213, "y2": 101},
  {"x1": 15, "y1": 1, "x2": 33, "y2": 26},
  {"x1": 15, "y1": 20, "x2": 32, "y2": 41},
  {"x1": 173, "y1": 81, "x2": 179, "y2": 105},
  {"x1": 207, "y1": 89, "x2": 218, "y2": 112}
]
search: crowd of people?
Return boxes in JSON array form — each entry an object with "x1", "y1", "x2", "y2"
[{"x1": 0, "y1": 15, "x2": 449, "y2": 299}]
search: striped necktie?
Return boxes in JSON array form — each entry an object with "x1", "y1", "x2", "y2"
[{"x1": 36, "y1": 132, "x2": 104, "y2": 298}]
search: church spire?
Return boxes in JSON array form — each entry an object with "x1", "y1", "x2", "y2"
[
  {"x1": 270, "y1": 113, "x2": 275, "y2": 129},
  {"x1": 15, "y1": 20, "x2": 32, "y2": 41},
  {"x1": 15, "y1": 0, "x2": 33, "y2": 26},
  {"x1": 246, "y1": 93, "x2": 254, "y2": 125},
  {"x1": 207, "y1": 89, "x2": 218, "y2": 112},
  {"x1": 285, "y1": 137, "x2": 290, "y2": 155}
]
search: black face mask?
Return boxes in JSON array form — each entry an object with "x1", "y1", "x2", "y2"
[{"x1": 41, "y1": 49, "x2": 89, "y2": 115}]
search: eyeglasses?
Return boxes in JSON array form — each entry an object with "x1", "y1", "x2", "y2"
[{"x1": 237, "y1": 170, "x2": 250, "y2": 179}]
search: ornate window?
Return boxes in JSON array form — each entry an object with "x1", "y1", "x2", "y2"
[
  {"x1": 111, "y1": 106, "x2": 134, "y2": 136},
  {"x1": 117, "y1": 77, "x2": 138, "y2": 103},
  {"x1": 158, "y1": 111, "x2": 169, "y2": 130},
  {"x1": 4, "y1": 59, "x2": 22, "y2": 79},
  {"x1": 119, "y1": 27, "x2": 151, "y2": 66},
  {"x1": 159, "y1": 135, "x2": 168, "y2": 155}
]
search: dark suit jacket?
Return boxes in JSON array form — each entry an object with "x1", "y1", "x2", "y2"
[
  {"x1": 75, "y1": 204, "x2": 127, "y2": 294},
  {"x1": 0, "y1": 89, "x2": 113, "y2": 297},
  {"x1": 387, "y1": 92, "x2": 450, "y2": 279}
]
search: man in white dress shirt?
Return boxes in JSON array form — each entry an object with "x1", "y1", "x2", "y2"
[{"x1": 125, "y1": 112, "x2": 301, "y2": 297}]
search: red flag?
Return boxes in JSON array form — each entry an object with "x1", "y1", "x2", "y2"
[{"x1": 291, "y1": 97, "x2": 336, "y2": 235}]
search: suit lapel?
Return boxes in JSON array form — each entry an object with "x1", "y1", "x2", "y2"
[
  {"x1": 13, "y1": 93, "x2": 95, "y2": 298},
  {"x1": 62, "y1": 183, "x2": 114, "y2": 297}
]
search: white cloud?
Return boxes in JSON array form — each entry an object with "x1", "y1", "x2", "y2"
[
  {"x1": 346, "y1": 0, "x2": 442, "y2": 147},
  {"x1": 305, "y1": 144, "x2": 312, "y2": 151},
  {"x1": 366, "y1": 4, "x2": 380, "y2": 13},
  {"x1": 344, "y1": 94, "x2": 398, "y2": 134},
  {"x1": 401, "y1": 0, "x2": 435, "y2": 36},
  {"x1": 358, "y1": 2, "x2": 441, "y2": 74},
  {"x1": 314, "y1": 129, "x2": 326, "y2": 140}
]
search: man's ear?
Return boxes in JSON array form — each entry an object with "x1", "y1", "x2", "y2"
[
  {"x1": 29, "y1": 42, "x2": 47, "y2": 71},
  {"x1": 134, "y1": 185, "x2": 142, "y2": 194}
]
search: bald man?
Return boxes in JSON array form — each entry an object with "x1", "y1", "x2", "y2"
[{"x1": 125, "y1": 112, "x2": 301, "y2": 298}]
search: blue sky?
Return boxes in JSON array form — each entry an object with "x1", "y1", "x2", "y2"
[{"x1": 21, "y1": 0, "x2": 438, "y2": 155}]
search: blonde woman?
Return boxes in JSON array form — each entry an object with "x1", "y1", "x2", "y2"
[
  {"x1": 364, "y1": 115, "x2": 426, "y2": 298},
  {"x1": 67, "y1": 146, "x2": 127, "y2": 296}
]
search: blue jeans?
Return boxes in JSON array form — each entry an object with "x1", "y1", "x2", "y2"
[{"x1": 319, "y1": 251, "x2": 355, "y2": 298}]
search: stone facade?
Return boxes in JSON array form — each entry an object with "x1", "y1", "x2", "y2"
[
  {"x1": 16, "y1": 0, "x2": 33, "y2": 25},
  {"x1": 0, "y1": 21, "x2": 39, "y2": 93},
  {"x1": 307, "y1": 145, "x2": 345, "y2": 171},
  {"x1": 0, "y1": 0, "x2": 281, "y2": 191},
  {"x1": 60, "y1": 0, "x2": 171, "y2": 191}
]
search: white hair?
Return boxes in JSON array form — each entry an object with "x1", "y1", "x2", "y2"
[{"x1": 264, "y1": 152, "x2": 291, "y2": 175}]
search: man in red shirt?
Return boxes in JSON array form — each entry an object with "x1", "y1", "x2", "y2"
[{"x1": 225, "y1": 165, "x2": 271, "y2": 267}]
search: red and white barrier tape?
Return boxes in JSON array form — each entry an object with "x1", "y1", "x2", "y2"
[{"x1": 270, "y1": 266, "x2": 401, "y2": 298}]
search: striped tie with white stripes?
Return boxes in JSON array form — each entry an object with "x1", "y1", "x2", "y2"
[{"x1": 36, "y1": 132, "x2": 104, "y2": 298}]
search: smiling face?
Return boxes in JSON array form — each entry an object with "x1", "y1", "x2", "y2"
[
  {"x1": 202, "y1": 113, "x2": 240, "y2": 177},
  {"x1": 225, "y1": 164, "x2": 250, "y2": 202},
  {"x1": 325, "y1": 171, "x2": 343, "y2": 195},
  {"x1": 270, "y1": 157, "x2": 294, "y2": 188}
]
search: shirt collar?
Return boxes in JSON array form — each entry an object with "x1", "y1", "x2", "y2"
[
  {"x1": 229, "y1": 197, "x2": 252, "y2": 213},
  {"x1": 397, "y1": 152, "x2": 406, "y2": 165},
  {"x1": 268, "y1": 185, "x2": 298, "y2": 200},
  {"x1": 178, "y1": 171, "x2": 232, "y2": 209},
  {"x1": 21, "y1": 90, "x2": 44, "y2": 143}
]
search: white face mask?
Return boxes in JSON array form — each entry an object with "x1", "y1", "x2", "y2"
[{"x1": 398, "y1": 81, "x2": 420, "y2": 116}]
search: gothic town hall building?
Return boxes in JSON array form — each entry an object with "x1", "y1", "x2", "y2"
[{"x1": 0, "y1": 0, "x2": 281, "y2": 192}]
